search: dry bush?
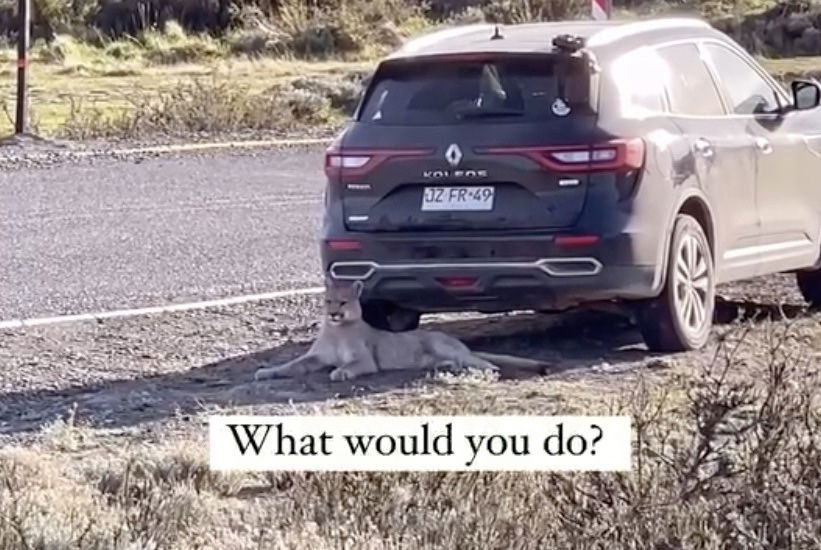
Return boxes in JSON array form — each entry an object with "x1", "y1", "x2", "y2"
[
  {"x1": 138, "y1": 20, "x2": 226, "y2": 64},
  {"x1": 0, "y1": 441, "x2": 249, "y2": 550},
  {"x1": 207, "y1": 0, "x2": 423, "y2": 59},
  {"x1": 0, "y1": 0, "x2": 796, "y2": 61},
  {"x1": 92, "y1": 442, "x2": 246, "y2": 499},
  {"x1": 481, "y1": 0, "x2": 590, "y2": 22},
  {"x1": 0, "y1": 320, "x2": 818, "y2": 549},
  {"x1": 59, "y1": 75, "x2": 347, "y2": 139},
  {"x1": 255, "y1": 321, "x2": 820, "y2": 549},
  {"x1": 0, "y1": 450, "x2": 122, "y2": 550},
  {"x1": 285, "y1": 74, "x2": 363, "y2": 112}
]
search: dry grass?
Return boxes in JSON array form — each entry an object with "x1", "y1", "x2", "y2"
[
  {"x1": 0, "y1": 0, "x2": 816, "y2": 139},
  {"x1": 1, "y1": 319, "x2": 818, "y2": 549},
  {"x1": 1, "y1": 51, "x2": 817, "y2": 140},
  {"x1": 0, "y1": 0, "x2": 404, "y2": 137},
  {"x1": 57, "y1": 75, "x2": 347, "y2": 140},
  {"x1": 760, "y1": 55, "x2": 821, "y2": 82},
  {"x1": 0, "y1": 56, "x2": 372, "y2": 136}
]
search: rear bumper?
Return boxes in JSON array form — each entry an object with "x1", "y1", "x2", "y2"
[{"x1": 321, "y1": 232, "x2": 661, "y2": 313}]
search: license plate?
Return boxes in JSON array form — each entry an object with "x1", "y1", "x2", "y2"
[{"x1": 421, "y1": 186, "x2": 495, "y2": 211}]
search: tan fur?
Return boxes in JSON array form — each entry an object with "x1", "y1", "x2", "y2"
[{"x1": 254, "y1": 280, "x2": 552, "y2": 382}]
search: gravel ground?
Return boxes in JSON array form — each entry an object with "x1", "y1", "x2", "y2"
[
  {"x1": 0, "y1": 272, "x2": 817, "y2": 448},
  {"x1": 0, "y1": 128, "x2": 337, "y2": 172}
]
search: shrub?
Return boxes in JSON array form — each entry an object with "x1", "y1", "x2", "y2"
[
  {"x1": 0, "y1": 320, "x2": 819, "y2": 548},
  {"x1": 287, "y1": 75, "x2": 362, "y2": 112},
  {"x1": 138, "y1": 20, "x2": 225, "y2": 64},
  {"x1": 482, "y1": 0, "x2": 589, "y2": 23},
  {"x1": 59, "y1": 74, "x2": 348, "y2": 139}
]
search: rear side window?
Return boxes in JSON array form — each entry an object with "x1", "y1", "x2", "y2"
[
  {"x1": 657, "y1": 43, "x2": 724, "y2": 117},
  {"x1": 358, "y1": 57, "x2": 586, "y2": 125},
  {"x1": 610, "y1": 47, "x2": 668, "y2": 117}
]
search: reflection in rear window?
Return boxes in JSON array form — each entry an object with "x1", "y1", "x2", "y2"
[{"x1": 358, "y1": 58, "x2": 569, "y2": 125}]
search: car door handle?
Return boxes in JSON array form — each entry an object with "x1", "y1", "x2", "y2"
[
  {"x1": 755, "y1": 137, "x2": 773, "y2": 155},
  {"x1": 693, "y1": 138, "x2": 714, "y2": 159}
]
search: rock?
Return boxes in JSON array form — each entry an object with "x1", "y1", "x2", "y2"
[
  {"x1": 591, "y1": 361, "x2": 613, "y2": 373},
  {"x1": 643, "y1": 357, "x2": 675, "y2": 370}
]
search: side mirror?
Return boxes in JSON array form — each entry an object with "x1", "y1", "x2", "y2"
[{"x1": 792, "y1": 79, "x2": 821, "y2": 110}]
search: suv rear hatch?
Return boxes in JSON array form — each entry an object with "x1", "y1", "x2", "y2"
[{"x1": 328, "y1": 52, "x2": 620, "y2": 233}]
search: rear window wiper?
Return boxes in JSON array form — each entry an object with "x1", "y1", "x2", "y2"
[{"x1": 455, "y1": 107, "x2": 525, "y2": 119}]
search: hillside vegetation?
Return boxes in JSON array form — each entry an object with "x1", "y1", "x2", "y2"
[
  {"x1": 0, "y1": 0, "x2": 787, "y2": 57},
  {"x1": 1, "y1": 0, "x2": 820, "y2": 139}
]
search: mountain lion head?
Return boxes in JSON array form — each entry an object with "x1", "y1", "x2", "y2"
[{"x1": 324, "y1": 279, "x2": 363, "y2": 325}]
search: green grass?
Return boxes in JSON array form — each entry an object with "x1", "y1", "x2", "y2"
[
  {"x1": 0, "y1": 54, "x2": 372, "y2": 136},
  {"x1": 0, "y1": 33, "x2": 819, "y2": 138},
  {"x1": 760, "y1": 56, "x2": 821, "y2": 81}
]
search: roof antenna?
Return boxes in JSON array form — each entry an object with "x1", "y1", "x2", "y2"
[{"x1": 491, "y1": 24, "x2": 504, "y2": 40}]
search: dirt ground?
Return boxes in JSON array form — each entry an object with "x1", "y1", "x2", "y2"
[
  {"x1": 0, "y1": 273, "x2": 819, "y2": 549},
  {"x1": 0, "y1": 272, "x2": 815, "y2": 444}
]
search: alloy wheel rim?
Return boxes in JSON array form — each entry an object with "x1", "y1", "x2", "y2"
[{"x1": 673, "y1": 233, "x2": 711, "y2": 336}]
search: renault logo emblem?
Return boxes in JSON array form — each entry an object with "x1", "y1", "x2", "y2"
[{"x1": 445, "y1": 144, "x2": 463, "y2": 167}]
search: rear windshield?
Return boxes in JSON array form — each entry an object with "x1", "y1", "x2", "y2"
[{"x1": 358, "y1": 57, "x2": 583, "y2": 125}]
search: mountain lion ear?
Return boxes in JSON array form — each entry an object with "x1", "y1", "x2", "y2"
[{"x1": 352, "y1": 280, "x2": 364, "y2": 298}]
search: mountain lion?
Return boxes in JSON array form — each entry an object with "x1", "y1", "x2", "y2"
[{"x1": 254, "y1": 279, "x2": 552, "y2": 382}]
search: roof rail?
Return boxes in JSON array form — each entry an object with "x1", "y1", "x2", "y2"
[
  {"x1": 389, "y1": 23, "x2": 495, "y2": 57},
  {"x1": 586, "y1": 18, "x2": 711, "y2": 47}
]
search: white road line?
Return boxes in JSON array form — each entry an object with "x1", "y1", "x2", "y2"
[{"x1": 0, "y1": 286, "x2": 325, "y2": 330}]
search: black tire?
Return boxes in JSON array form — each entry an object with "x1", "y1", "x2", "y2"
[
  {"x1": 796, "y1": 268, "x2": 821, "y2": 308},
  {"x1": 361, "y1": 300, "x2": 421, "y2": 332},
  {"x1": 635, "y1": 214, "x2": 716, "y2": 352}
]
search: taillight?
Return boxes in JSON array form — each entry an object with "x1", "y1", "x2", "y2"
[
  {"x1": 326, "y1": 154, "x2": 371, "y2": 170},
  {"x1": 325, "y1": 239, "x2": 362, "y2": 251},
  {"x1": 324, "y1": 148, "x2": 433, "y2": 179},
  {"x1": 476, "y1": 138, "x2": 645, "y2": 173},
  {"x1": 554, "y1": 235, "x2": 600, "y2": 248}
]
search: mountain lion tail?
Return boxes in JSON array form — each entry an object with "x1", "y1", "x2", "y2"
[{"x1": 473, "y1": 351, "x2": 552, "y2": 372}]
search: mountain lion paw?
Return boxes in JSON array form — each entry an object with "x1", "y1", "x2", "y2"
[{"x1": 329, "y1": 367, "x2": 355, "y2": 382}]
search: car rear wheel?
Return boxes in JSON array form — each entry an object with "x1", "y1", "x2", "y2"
[
  {"x1": 635, "y1": 214, "x2": 715, "y2": 352},
  {"x1": 796, "y1": 268, "x2": 821, "y2": 308},
  {"x1": 361, "y1": 300, "x2": 421, "y2": 332}
]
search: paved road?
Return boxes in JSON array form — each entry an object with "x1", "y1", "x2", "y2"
[{"x1": 0, "y1": 146, "x2": 327, "y2": 319}]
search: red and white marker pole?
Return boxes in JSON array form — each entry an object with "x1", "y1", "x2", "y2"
[
  {"x1": 15, "y1": 0, "x2": 30, "y2": 135},
  {"x1": 592, "y1": 0, "x2": 611, "y2": 20}
]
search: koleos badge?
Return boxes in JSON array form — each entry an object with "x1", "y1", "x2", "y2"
[{"x1": 551, "y1": 98, "x2": 571, "y2": 117}]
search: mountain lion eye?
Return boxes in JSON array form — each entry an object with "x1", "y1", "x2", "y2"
[{"x1": 340, "y1": 301, "x2": 347, "y2": 306}]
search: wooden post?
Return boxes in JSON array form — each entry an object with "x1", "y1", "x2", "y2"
[{"x1": 15, "y1": 0, "x2": 30, "y2": 135}]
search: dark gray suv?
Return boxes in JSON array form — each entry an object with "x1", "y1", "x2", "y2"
[{"x1": 320, "y1": 17, "x2": 821, "y2": 352}]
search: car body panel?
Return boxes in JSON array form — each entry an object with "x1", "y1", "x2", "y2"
[{"x1": 319, "y1": 18, "x2": 821, "y2": 315}]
